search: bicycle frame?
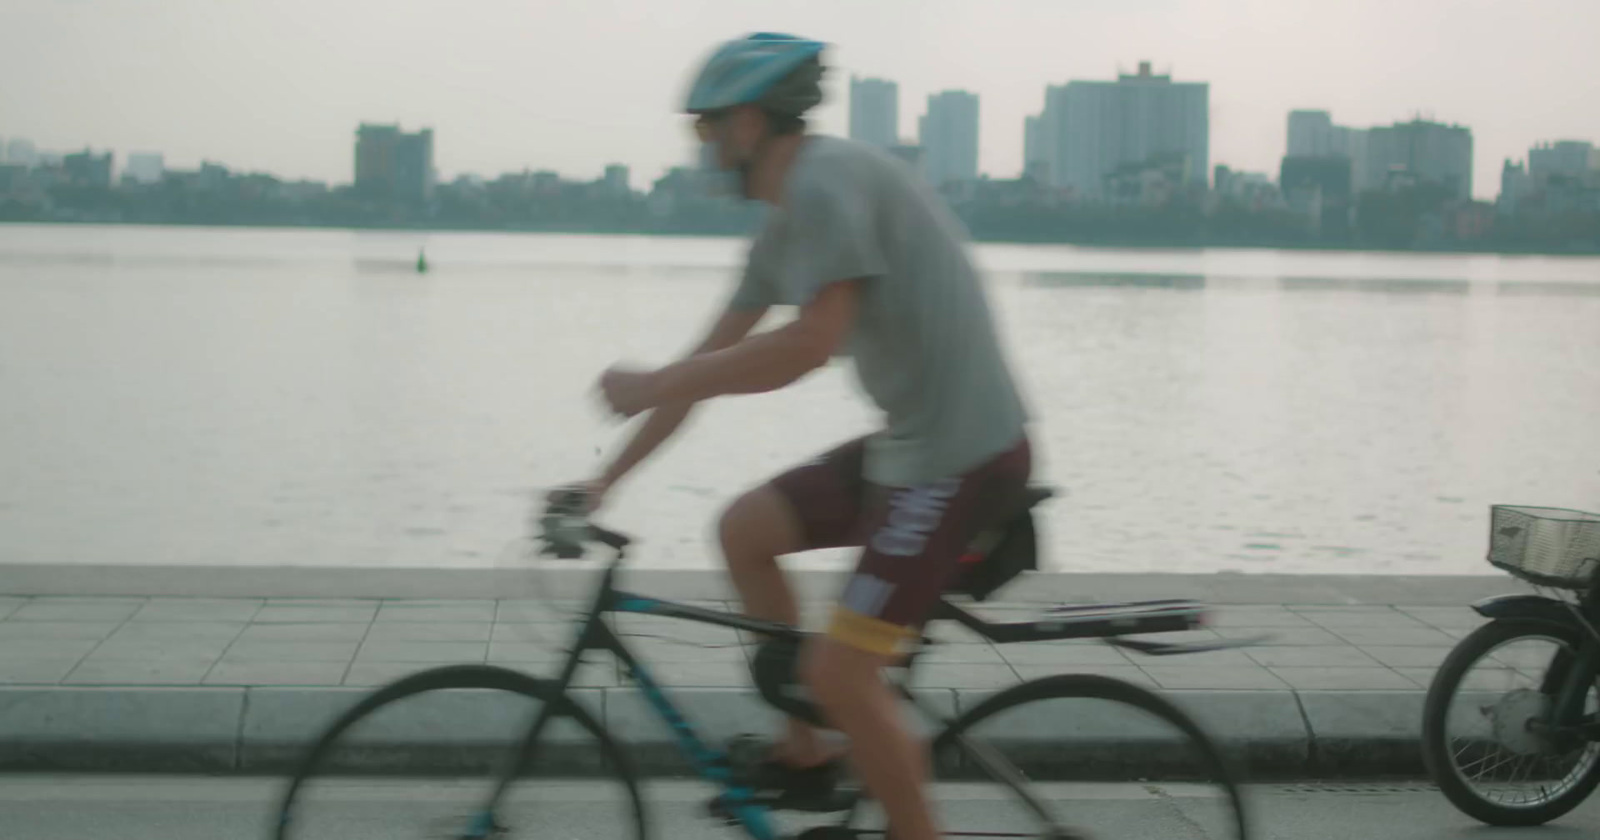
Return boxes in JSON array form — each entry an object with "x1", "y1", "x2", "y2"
[
  {"x1": 466, "y1": 523, "x2": 1234, "y2": 840},
  {"x1": 447, "y1": 555, "x2": 765, "y2": 838},
  {"x1": 467, "y1": 547, "x2": 1100, "y2": 839}
]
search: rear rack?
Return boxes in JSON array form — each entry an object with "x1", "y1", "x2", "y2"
[{"x1": 932, "y1": 598, "x2": 1271, "y2": 654}]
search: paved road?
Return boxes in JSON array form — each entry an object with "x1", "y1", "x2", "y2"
[{"x1": 0, "y1": 776, "x2": 1596, "y2": 839}]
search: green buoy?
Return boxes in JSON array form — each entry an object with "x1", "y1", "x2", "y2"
[{"x1": 416, "y1": 249, "x2": 429, "y2": 273}]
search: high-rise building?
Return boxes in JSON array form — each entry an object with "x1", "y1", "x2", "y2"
[
  {"x1": 918, "y1": 90, "x2": 979, "y2": 188},
  {"x1": 355, "y1": 123, "x2": 435, "y2": 203},
  {"x1": 355, "y1": 124, "x2": 398, "y2": 196},
  {"x1": 1023, "y1": 115, "x2": 1047, "y2": 182},
  {"x1": 5, "y1": 137, "x2": 36, "y2": 167},
  {"x1": 395, "y1": 129, "x2": 434, "y2": 202},
  {"x1": 1287, "y1": 110, "x2": 1366, "y2": 160},
  {"x1": 1030, "y1": 62, "x2": 1208, "y2": 200},
  {"x1": 1287, "y1": 110, "x2": 1335, "y2": 156},
  {"x1": 1285, "y1": 110, "x2": 1367, "y2": 190},
  {"x1": 1501, "y1": 140, "x2": 1598, "y2": 214},
  {"x1": 123, "y1": 152, "x2": 164, "y2": 184},
  {"x1": 1498, "y1": 159, "x2": 1532, "y2": 214},
  {"x1": 1365, "y1": 119, "x2": 1473, "y2": 200},
  {"x1": 1529, "y1": 140, "x2": 1595, "y2": 186},
  {"x1": 849, "y1": 76, "x2": 899, "y2": 149}
]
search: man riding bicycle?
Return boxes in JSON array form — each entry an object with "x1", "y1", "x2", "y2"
[{"x1": 578, "y1": 33, "x2": 1032, "y2": 840}]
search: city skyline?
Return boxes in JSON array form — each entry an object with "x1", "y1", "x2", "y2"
[
  {"x1": 8, "y1": 109, "x2": 1592, "y2": 206},
  {"x1": 5, "y1": 1, "x2": 1599, "y2": 201},
  {"x1": 1, "y1": 69, "x2": 1589, "y2": 213},
  {"x1": 4, "y1": 109, "x2": 1592, "y2": 254}
]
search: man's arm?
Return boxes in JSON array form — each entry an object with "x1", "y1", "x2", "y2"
[
  {"x1": 598, "y1": 304, "x2": 766, "y2": 488},
  {"x1": 652, "y1": 279, "x2": 860, "y2": 405},
  {"x1": 644, "y1": 169, "x2": 876, "y2": 406}
]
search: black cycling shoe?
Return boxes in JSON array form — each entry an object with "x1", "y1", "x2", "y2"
[
  {"x1": 727, "y1": 735, "x2": 854, "y2": 812},
  {"x1": 751, "y1": 755, "x2": 851, "y2": 811}
]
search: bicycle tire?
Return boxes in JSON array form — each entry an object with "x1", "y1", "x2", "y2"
[
  {"x1": 1422, "y1": 619, "x2": 1600, "y2": 826},
  {"x1": 927, "y1": 674, "x2": 1252, "y2": 840},
  {"x1": 271, "y1": 664, "x2": 647, "y2": 840}
]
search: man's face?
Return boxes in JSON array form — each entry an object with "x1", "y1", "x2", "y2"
[{"x1": 695, "y1": 106, "x2": 763, "y2": 170}]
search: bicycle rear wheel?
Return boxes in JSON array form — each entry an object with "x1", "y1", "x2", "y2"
[
  {"x1": 912, "y1": 674, "x2": 1251, "y2": 840},
  {"x1": 272, "y1": 664, "x2": 646, "y2": 840}
]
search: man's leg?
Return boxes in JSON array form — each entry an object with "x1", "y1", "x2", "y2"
[
  {"x1": 719, "y1": 438, "x2": 872, "y2": 770},
  {"x1": 807, "y1": 435, "x2": 1033, "y2": 840},
  {"x1": 717, "y1": 485, "x2": 834, "y2": 765},
  {"x1": 803, "y1": 638, "x2": 938, "y2": 840}
]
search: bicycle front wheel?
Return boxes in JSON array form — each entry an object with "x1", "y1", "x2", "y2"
[
  {"x1": 272, "y1": 664, "x2": 646, "y2": 840},
  {"x1": 921, "y1": 674, "x2": 1251, "y2": 840}
]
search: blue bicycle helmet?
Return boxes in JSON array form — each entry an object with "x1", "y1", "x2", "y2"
[{"x1": 683, "y1": 32, "x2": 827, "y2": 116}]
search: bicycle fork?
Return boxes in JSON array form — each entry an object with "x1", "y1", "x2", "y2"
[{"x1": 462, "y1": 610, "x2": 612, "y2": 839}]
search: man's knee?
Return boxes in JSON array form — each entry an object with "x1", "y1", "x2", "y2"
[
  {"x1": 802, "y1": 635, "x2": 889, "y2": 713},
  {"x1": 718, "y1": 485, "x2": 802, "y2": 568}
]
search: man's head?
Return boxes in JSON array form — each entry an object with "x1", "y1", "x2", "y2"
[{"x1": 683, "y1": 33, "x2": 827, "y2": 198}]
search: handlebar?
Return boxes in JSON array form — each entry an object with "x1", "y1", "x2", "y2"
[
  {"x1": 534, "y1": 486, "x2": 632, "y2": 560},
  {"x1": 590, "y1": 525, "x2": 632, "y2": 551}
]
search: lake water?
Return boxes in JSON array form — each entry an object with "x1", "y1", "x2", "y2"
[{"x1": 1, "y1": 223, "x2": 1597, "y2": 575}]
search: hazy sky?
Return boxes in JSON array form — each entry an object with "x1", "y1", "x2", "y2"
[{"x1": 4, "y1": 0, "x2": 1597, "y2": 200}]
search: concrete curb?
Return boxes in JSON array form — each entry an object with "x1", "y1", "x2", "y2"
[
  {"x1": 0, "y1": 565, "x2": 1516, "y2": 606},
  {"x1": 0, "y1": 563, "x2": 1523, "y2": 608},
  {"x1": 0, "y1": 684, "x2": 1429, "y2": 779}
]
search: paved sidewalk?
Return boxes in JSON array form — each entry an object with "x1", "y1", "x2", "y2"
[
  {"x1": 0, "y1": 588, "x2": 1500, "y2": 777},
  {"x1": 0, "y1": 595, "x2": 1480, "y2": 692}
]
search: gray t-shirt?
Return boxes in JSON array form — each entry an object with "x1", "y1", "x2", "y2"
[{"x1": 730, "y1": 135, "x2": 1028, "y2": 487}]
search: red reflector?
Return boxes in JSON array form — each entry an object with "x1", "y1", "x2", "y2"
[{"x1": 958, "y1": 552, "x2": 983, "y2": 565}]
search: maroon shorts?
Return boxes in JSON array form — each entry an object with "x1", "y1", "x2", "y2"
[{"x1": 768, "y1": 434, "x2": 1032, "y2": 655}]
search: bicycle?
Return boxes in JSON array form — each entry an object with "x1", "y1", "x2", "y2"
[
  {"x1": 272, "y1": 485, "x2": 1256, "y2": 839},
  {"x1": 1422, "y1": 504, "x2": 1600, "y2": 826}
]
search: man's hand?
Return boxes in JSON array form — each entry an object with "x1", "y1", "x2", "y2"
[
  {"x1": 545, "y1": 477, "x2": 610, "y2": 513},
  {"x1": 597, "y1": 365, "x2": 665, "y2": 419}
]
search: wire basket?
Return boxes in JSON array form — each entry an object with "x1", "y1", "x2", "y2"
[{"x1": 1487, "y1": 505, "x2": 1600, "y2": 590}]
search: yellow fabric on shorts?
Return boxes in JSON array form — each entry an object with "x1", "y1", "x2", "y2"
[{"x1": 826, "y1": 606, "x2": 917, "y2": 656}]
